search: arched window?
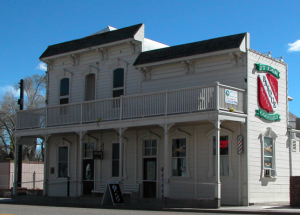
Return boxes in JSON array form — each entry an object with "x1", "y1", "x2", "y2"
[
  {"x1": 113, "y1": 68, "x2": 124, "y2": 98},
  {"x1": 85, "y1": 74, "x2": 95, "y2": 101},
  {"x1": 261, "y1": 127, "x2": 277, "y2": 178}
]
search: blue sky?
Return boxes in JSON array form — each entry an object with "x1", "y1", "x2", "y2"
[{"x1": 1, "y1": 0, "x2": 300, "y2": 116}]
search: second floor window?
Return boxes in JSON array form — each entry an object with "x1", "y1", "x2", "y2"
[
  {"x1": 85, "y1": 74, "x2": 95, "y2": 101},
  {"x1": 113, "y1": 68, "x2": 124, "y2": 98},
  {"x1": 60, "y1": 78, "x2": 69, "y2": 105}
]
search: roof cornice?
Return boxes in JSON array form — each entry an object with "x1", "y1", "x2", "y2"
[
  {"x1": 134, "y1": 48, "x2": 242, "y2": 68},
  {"x1": 40, "y1": 38, "x2": 137, "y2": 61}
]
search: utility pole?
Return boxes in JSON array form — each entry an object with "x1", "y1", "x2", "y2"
[{"x1": 17, "y1": 79, "x2": 24, "y2": 188}]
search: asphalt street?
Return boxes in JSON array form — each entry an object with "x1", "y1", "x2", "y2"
[{"x1": 0, "y1": 204, "x2": 257, "y2": 215}]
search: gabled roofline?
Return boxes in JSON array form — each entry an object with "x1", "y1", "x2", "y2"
[
  {"x1": 134, "y1": 48, "x2": 242, "y2": 68},
  {"x1": 134, "y1": 33, "x2": 247, "y2": 67},
  {"x1": 40, "y1": 23, "x2": 144, "y2": 60},
  {"x1": 40, "y1": 38, "x2": 137, "y2": 61}
]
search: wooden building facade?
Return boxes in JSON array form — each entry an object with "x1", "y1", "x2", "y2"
[{"x1": 14, "y1": 24, "x2": 299, "y2": 207}]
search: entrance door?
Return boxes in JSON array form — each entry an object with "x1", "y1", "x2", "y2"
[
  {"x1": 143, "y1": 158, "x2": 156, "y2": 198},
  {"x1": 83, "y1": 159, "x2": 94, "y2": 195}
]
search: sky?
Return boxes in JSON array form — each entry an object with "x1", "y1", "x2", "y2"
[{"x1": 0, "y1": 0, "x2": 300, "y2": 116}]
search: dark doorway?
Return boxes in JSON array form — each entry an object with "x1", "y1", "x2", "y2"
[
  {"x1": 83, "y1": 159, "x2": 94, "y2": 195},
  {"x1": 143, "y1": 158, "x2": 156, "y2": 198}
]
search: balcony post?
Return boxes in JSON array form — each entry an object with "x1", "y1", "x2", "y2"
[
  {"x1": 210, "y1": 118, "x2": 222, "y2": 208},
  {"x1": 159, "y1": 123, "x2": 174, "y2": 198},
  {"x1": 43, "y1": 134, "x2": 50, "y2": 196},
  {"x1": 77, "y1": 131, "x2": 86, "y2": 196},
  {"x1": 45, "y1": 108, "x2": 48, "y2": 128},
  {"x1": 120, "y1": 97, "x2": 123, "y2": 120},
  {"x1": 165, "y1": 91, "x2": 168, "y2": 116},
  {"x1": 215, "y1": 81, "x2": 220, "y2": 111},
  {"x1": 80, "y1": 103, "x2": 83, "y2": 124},
  {"x1": 115, "y1": 128, "x2": 127, "y2": 181}
]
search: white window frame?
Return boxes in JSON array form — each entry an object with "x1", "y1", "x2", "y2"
[
  {"x1": 82, "y1": 134, "x2": 98, "y2": 159},
  {"x1": 111, "y1": 142, "x2": 120, "y2": 178},
  {"x1": 110, "y1": 60, "x2": 128, "y2": 98},
  {"x1": 112, "y1": 68, "x2": 125, "y2": 98},
  {"x1": 81, "y1": 66, "x2": 98, "y2": 101},
  {"x1": 56, "y1": 70, "x2": 72, "y2": 105},
  {"x1": 169, "y1": 129, "x2": 191, "y2": 179},
  {"x1": 55, "y1": 139, "x2": 72, "y2": 179},
  {"x1": 143, "y1": 139, "x2": 158, "y2": 157},
  {"x1": 106, "y1": 134, "x2": 128, "y2": 179},
  {"x1": 83, "y1": 142, "x2": 95, "y2": 159},
  {"x1": 261, "y1": 127, "x2": 277, "y2": 178},
  {"x1": 139, "y1": 131, "x2": 161, "y2": 158},
  {"x1": 207, "y1": 128, "x2": 234, "y2": 178}
]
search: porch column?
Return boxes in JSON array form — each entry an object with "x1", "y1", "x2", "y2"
[
  {"x1": 43, "y1": 135, "x2": 50, "y2": 196},
  {"x1": 212, "y1": 119, "x2": 221, "y2": 208},
  {"x1": 160, "y1": 124, "x2": 173, "y2": 198},
  {"x1": 77, "y1": 131, "x2": 86, "y2": 196},
  {"x1": 116, "y1": 128, "x2": 127, "y2": 181},
  {"x1": 13, "y1": 137, "x2": 20, "y2": 195}
]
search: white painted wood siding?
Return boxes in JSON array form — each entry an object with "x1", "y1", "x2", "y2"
[
  {"x1": 47, "y1": 43, "x2": 141, "y2": 107},
  {"x1": 247, "y1": 50, "x2": 292, "y2": 203},
  {"x1": 141, "y1": 54, "x2": 246, "y2": 94}
]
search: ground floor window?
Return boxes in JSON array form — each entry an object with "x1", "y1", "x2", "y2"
[
  {"x1": 58, "y1": 146, "x2": 68, "y2": 178},
  {"x1": 261, "y1": 127, "x2": 277, "y2": 178},
  {"x1": 144, "y1": 140, "x2": 157, "y2": 156},
  {"x1": 84, "y1": 142, "x2": 95, "y2": 158},
  {"x1": 112, "y1": 143, "x2": 119, "y2": 177},
  {"x1": 172, "y1": 138, "x2": 186, "y2": 176},
  {"x1": 213, "y1": 135, "x2": 229, "y2": 176}
]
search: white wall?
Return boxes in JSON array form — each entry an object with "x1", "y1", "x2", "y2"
[{"x1": 247, "y1": 50, "x2": 291, "y2": 203}]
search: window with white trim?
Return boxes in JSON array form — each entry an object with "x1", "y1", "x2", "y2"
[
  {"x1": 112, "y1": 143, "x2": 119, "y2": 177},
  {"x1": 60, "y1": 78, "x2": 69, "y2": 104},
  {"x1": 58, "y1": 146, "x2": 68, "y2": 178},
  {"x1": 207, "y1": 128, "x2": 233, "y2": 177},
  {"x1": 261, "y1": 127, "x2": 277, "y2": 178},
  {"x1": 144, "y1": 140, "x2": 157, "y2": 156},
  {"x1": 113, "y1": 68, "x2": 124, "y2": 98},
  {"x1": 84, "y1": 142, "x2": 95, "y2": 158},
  {"x1": 213, "y1": 135, "x2": 229, "y2": 176},
  {"x1": 85, "y1": 74, "x2": 96, "y2": 101},
  {"x1": 60, "y1": 78, "x2": 70, "y2": 115},
  {"x1": 172, "y1": 138, "x2": 186, "y2": 177}
]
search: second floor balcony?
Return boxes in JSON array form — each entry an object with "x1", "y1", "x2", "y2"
[{"x1": 16, "y1": 82, "x2": 246, "y2": 130}]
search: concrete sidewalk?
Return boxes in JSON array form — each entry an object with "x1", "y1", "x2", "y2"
[{"x1": 1, "y1": 197, "x2": 300, "y2": 214}]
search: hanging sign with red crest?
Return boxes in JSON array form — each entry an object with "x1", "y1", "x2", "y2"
[{"x1": 255, "y1": 63, "x2": 281, "y2": 121}]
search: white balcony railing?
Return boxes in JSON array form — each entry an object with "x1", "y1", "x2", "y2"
[{"x1": 16, "y1": 82, "x2": 245, "y2": 130}]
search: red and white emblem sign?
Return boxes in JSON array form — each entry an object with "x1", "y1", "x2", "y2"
[{"x1": 257, "y1": 73, "x2": 278, "y2": 113}]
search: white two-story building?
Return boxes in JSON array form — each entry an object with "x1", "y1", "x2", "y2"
[{"x1": 14, "y1": 23, "x2": 300, "y2": 208}]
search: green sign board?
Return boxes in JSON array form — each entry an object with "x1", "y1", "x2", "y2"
[
  {"x1": 255, "y1": 63, "x2": 280, "y2": 78},
  {"x1": 256, "y1": 109, "x2": 281, "y2": 122}
]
